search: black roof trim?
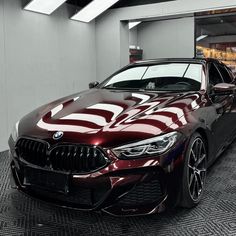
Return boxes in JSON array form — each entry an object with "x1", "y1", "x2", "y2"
[{"x1": 131, "y1": 57, "x2": 220, "y2": 66}]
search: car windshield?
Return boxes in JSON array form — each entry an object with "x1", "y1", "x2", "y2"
[{"x1": 101, "y1": 63, "x2": 203, "y2": 92}]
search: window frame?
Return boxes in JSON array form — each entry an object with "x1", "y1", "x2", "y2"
[
  {"x1": 216, "y1": 63, "x2": 234, "y2": 84},
  {"x1": 208, "y1": 62, "x2": 224, "y2": 87}
]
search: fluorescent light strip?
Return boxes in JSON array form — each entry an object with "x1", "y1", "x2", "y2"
[
  {"x1": 24, "y1": 0, "x2": 67, "y2": 15},
  {"x1": 196, "y1": 35, "x2": 208, "y2": 42},
  {"x1": 129, "y1": 21, "x2": 141, "y2": 30},
  {"x1": 71, "y1": 0, "x2": 120, "y2": 23}
]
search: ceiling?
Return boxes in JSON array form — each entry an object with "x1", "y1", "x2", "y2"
[{"x1": 66, "y1": 0, "x2": 174, "y2": 9}]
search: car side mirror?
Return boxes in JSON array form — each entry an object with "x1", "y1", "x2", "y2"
[
  {"x1": 213, "y1": 83, "x2": 236, "y2": 95},
  {"x1": 89, "y1": 81, "x2": 100, "y2": 89}
]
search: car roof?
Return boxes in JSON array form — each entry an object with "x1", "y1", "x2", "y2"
[{"x1": 131, "y1": 57, "x2": 220, "y2": 66}]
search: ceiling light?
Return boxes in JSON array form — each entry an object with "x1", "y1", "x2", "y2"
[
  {"x1": 129, "y1": 21, "x2": 141, "y2": 30},
  {"x1": 71, "y1": 0, "x2": 120, "y2": 23},
  {"x1": 24, "y1": 0, "x2": 67, "y2": 15},
  {"x1": 196, "y1": 35, "x2": 208, "y2": 42}
]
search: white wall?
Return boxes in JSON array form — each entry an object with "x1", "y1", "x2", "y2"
[
  {"x1": 0, "y1": 0, "x2": 96, "y2": 151},
  {"x1": 0, "y1": 1, "x2": 8, "y2": 152},
  {"x1": 129, "y1": 27, "x2": 138, "y2": 46},
  {"x1": 137, "y1": 17, "x2": 195, "y2": 59},
  {"x1": 95, "y1": 12, "x2": 129, "y2": 82}
]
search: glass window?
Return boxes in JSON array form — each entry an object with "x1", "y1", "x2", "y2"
[
  {"x1": 217, "y1": 64, "x2": 233, "y2": 83},
  {"x1": 184, "y1": 64, "x2": 203, "y2": 83},
  {"x1": 209, "y1": 63, "x2": 223, "y2": 85},
  {"x1": 227, "y1": 67, "x2": 235, "y2": 81},
  {"x1": 105, "y1": 67, "x2": 147, "y2": 85},
  {"x1": 102, "y1": 63, "x2": 203, "y2": 91},
  {"x1": 142, "y1": 64, "x2": 189, "y2": 79},
  {"x1": 195, "y1": 14, "x2": 236, "y2": 75}
]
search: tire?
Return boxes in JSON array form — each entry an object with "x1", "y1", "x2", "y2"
[{"x1": 179, "y1": 132, "x2": 207, "y2": 208}]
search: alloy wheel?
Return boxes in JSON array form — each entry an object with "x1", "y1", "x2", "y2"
[{"x1": 187, "y1": 138, "x2": 207, "y2": 202}]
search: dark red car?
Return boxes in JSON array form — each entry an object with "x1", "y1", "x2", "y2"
[{"x1": 9, "y1": 58, "x2": 236, "y2": 216}]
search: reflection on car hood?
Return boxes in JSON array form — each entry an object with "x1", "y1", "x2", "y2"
[{"x1": 19, "y1": 89, "x2": 202, "y2": 148}]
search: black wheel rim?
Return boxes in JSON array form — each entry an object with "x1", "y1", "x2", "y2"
[{"x1": 188, "y1": 138, "x2": 207, "y2": 202}]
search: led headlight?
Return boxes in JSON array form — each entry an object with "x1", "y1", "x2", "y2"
[
  {"x1": 11, "y1": 121, "x2": 20, "y2": 142},
  {"x1": 112, "y1": 131, "x2": 181, "y2": 159}
]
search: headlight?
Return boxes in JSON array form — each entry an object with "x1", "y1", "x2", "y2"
[
  {"x1": 11, "y1": 121, "x2": 20, "y2": 142},
  {"x1": 112, "y1": 131, "x2": 181, "y2": 159}
]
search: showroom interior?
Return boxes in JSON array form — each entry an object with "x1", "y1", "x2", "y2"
[{"x1": 1, "y1": 0, "x2": 236, "y2": 235}]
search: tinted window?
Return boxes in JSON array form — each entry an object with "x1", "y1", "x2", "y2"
[
  {"x1": 226, "y1": 67, "x2": 235, "y2": 82},
  {"x1": 196, "y1": 15, "x2": 236, "y2": 75},
  {"x1": 209, "y1": 63, "x2": 223, "y2": 85},
  {"x1": 102, "y1": 63, "x2": 203, "y2": 92},
  {"x1": 217, "y1": 64, "x2": 232, "y2": 83}
]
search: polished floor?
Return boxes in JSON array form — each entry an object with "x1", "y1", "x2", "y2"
[{"x1": 0, "y1": 142, "x2": 236, "y2": 236}]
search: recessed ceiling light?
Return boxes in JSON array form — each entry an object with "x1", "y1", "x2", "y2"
[
  {"x1": 129, "y1": 21, "x2": 141, "y2": 30},
  {"x1": 71, "y1": 0, "x2": 120, "y2": 23},
  {"x1": 196, "y1": 35, "x2": 208, "y2": 42},
  {"x1": 24, "y1": 0, "x2": 67, "y2": 15}
]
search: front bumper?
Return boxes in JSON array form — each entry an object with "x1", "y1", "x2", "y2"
[{"x1": 9, "y1": 138, "x2": 186, "y2": 216}]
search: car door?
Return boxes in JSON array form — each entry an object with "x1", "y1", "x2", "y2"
[
  {"x1": 217, "y1": 62, "x2": 236, "y2": 135},
  {"x1": 208, "y1": 62, "x2": 235, "y2": 157}
]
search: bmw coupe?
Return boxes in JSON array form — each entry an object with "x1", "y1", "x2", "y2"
[{"x1": 9, "y1": 58, "x2": 236, "y2": 216}]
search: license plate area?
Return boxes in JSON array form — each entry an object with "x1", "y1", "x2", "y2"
[{"x1": 23, "y1": 166, "x2": 69, "y2": 194}]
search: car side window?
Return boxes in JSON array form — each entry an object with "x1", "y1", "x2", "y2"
[
  {"x1": 217, "y1": 64, "x2": 233, "y2": 83},
  {"x1": 208, "y1": 63, "x2": 223, "y2": 86},
  {"x1": 226, "y1": 67, "x2": 235, "y2": 82}
]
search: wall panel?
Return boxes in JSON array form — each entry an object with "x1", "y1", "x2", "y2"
[{"x1": 0, "y1": 0, "x2": 96, "y2": 151}]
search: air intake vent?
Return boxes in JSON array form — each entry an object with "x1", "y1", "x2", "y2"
[
  {"x1": 16, "y1": 138, "x2": 108, "y2": 174},
  {"x1": 118, "y1": 179, "x2": 163, "y2": 207}
]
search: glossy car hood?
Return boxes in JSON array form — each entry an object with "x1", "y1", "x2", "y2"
[{"x1": 18, "y1": 89, "x2": 202, "y2": 148}]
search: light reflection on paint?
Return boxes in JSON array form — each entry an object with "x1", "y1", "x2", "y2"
[
  {"x1": 159, "y1": 107, "x2": 187, "y2": 125},
  {"x1": 110, "y1": 177, "x2": 125, "y2": 187},
  {"x1": 36, "y1": 93, "x2": 200, "y2": 136},
  {"x1": 143, "y1": 160, "x2": 155, "y2": 167},
  {"x1": 51, "y1": 104, "x2": 63, "y2": 117},
  {"x1": 87, "y1": 103, "x2": 124, "y2": 120},
  {"x1": 61, "y1": 113, "x2": 108, "y2": 126},
  {"x1": 140, "y1": 114, "x2": 174, "y2": 127},
  {"x1": 121, "y1": 124, "x2": 161, "y2": 135},
  {"x1": 37, "y1": 118, "x2": 100, "y2": 133},
  {"x1": 171, "y1": 94, "x2": 200, "y2": 110},
  {"x1": 132, "y1": 93, "x2": 151, "y2": 104}
]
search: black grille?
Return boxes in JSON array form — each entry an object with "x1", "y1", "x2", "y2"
[
  {"x1": 118, "y1": 179, "x2": 163, "y2": 207},
  {"x1": 16, "y1": 138, "x2": 108, "y2": 174},
  {"x1": 16, "y1": 139, "x2": 47, "y2": 166}
]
